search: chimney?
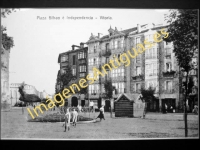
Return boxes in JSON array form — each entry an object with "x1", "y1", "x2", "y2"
[
  {"x1": 137, "y1": 24, "x2": 141, "y2": 33},
  {"x1": 72, "y1": 45, "x2": 75, "y2": 50},
  {"x1": 80, "y1": 42, "x2": 84, "y2": 48}
]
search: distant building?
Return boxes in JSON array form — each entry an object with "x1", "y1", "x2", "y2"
[
  {"x1": 56, "y1": 43, "x2": 88, "y2": 107},
  {"x1": 10, "y1": 83, "x2": 40, "y2": 106}
]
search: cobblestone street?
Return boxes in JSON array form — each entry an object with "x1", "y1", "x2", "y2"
[{"x1": 1, "y1": 108, "x2": 198, "y2": 139}]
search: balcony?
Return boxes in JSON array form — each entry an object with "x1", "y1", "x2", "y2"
[
  {"x1": 162, "y1": 70, "x2": 176, "y2": 78},
  {"x1": 99, "y1": 49, "x2": 112, "y2": 57},
  {"x1": 132, "y1": 74, "x2": 144, "y2": 81},
  {"x1": 61, "y1": 62, "x2": 68, "y2": 68},
  {"x1": 78, "y1": 58, "x2": 87, "y2": 64},
  {"x1": 145, "y1": 55, "x2": 158, "y2": 59},
  {"x1": 163, "y1": 89, "x2": 175, "y2": 94}
]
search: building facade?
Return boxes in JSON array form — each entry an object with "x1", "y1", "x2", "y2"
[
  {"x1": 56, "y1": 43, "x2": 88, "y2": 107},
  {"x1": 1, "y1": 45, "x2": 11, "y2": 109},
  {"x1": 86, "y1": 23, "x2": 187, "y2": 112}
]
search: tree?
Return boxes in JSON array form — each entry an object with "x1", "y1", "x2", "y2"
[
  {"x1": 56, "y1": 65, "x2": 75, "y2": 93},
  {"x1": 1, "y1": 9, "x2": 16, "y2": 18},
  {"x1": 104, "y1": 79, "x2": 115, "y2": 118},
  {"x1": 140, "y1": 86, "x2": 156, "y2": 118},
  {"x1": 164, "y1": 9, "x2": 198, "y2": 137},
  {"x1": 1, "y1": 9, "x2": 16, "y2": 51}
]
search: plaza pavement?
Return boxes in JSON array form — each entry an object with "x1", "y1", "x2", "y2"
[{"x1": 1, "y1": 108, "x2": 198, "y2": 139}]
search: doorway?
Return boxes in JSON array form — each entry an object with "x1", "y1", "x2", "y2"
[
  {"x1": 105, "y1": 100, "x2": 111, "y2": 112},
  {"x1": 71, "y1": 97, "x2": 78, "y2": 107},
  {"x1": 162, "y1": 98, "x2": 176, "y2": 113}
]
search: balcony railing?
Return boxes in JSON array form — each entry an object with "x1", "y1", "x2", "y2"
[
  {"x1": 78, "y1": 59, "x2": 87, "y2": 64},
  {"x1": 99, "y1": 49, "x2": 112, "y2": 57},
  {"x1": 145, "y1": 55, "x2": 157, "y2": 59},
  {"x1": 162, "y1": 70, "x2": 176, "y2": 77},
  {"x1": 61, "y1": 62, "x2": 68, "y2": 67},
  {"x1": 132, "y1": 74, "x2": 144, "y2": 81},
  {"x1": 163, "y1": 89, "x2": 175, "y2": 94}
]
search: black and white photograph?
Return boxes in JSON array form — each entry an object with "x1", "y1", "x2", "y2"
[{"x1": 1, "y1": 8, "x2": 198, "y2": 140}]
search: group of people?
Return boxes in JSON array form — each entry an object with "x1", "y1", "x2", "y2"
[
  {"x1": 63, "y1": 105, "x2": 106, "y2": 132},
  {"x1": 63, "y1": 108, "x2": 78, "y2": 132},
  {"x1": 163, "y1": 104, "x2": 175, "y2": 114}
]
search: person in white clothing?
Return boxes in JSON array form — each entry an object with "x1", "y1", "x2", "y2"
[
  {"x1": 89, "y1": 101, "x2": 94, "y2": 112},
  {"x1": 72, "y1": 108, "x2": 78, "y2": 127},
  {"x1": 96, "y1": 105, "x2": 105, "y2": 121},
  {"x1": 64, "y1": 108, "x2": 71, "y2": 132}
]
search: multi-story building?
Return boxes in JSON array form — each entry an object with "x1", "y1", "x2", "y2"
[
  {"x1": 86, "y1": 23, "x2": 186, "y2": 112},
  {"x1": 56, "y1": 43, "x2": 88, "y2": 107}
]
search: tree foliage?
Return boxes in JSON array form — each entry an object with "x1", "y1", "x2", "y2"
[
  {"x1": 104, "y1": 79, "x2": 115, "y2": 99},
  {"x1": 164, "y1": 9, "x2": 198, "y2": 137},
  {"x1": 140, "y1": 86, "x2": 156, "y2": 103},
  {"x1": 56, "y1": 65, "x2": 75, "y2": 93},
  {"x1": 1, "y1": 9, "x2": 16, "y2": 18},
  {"x1": 164, "y1": 9, "x2": 198, "y2": 72},
  {"x1": 1, "y1": 26, "x2": 14, "y2": 50},
  {"x1": 182, "y1": 76, "x2": 194, "y2": 95},
  {"x1": 1, "y1": 9, "x2": 16, "y2": 51}
]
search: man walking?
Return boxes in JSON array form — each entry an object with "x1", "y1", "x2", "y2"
[{"x1": 72, "y1": 108, "x2": 78, "y2": 127}]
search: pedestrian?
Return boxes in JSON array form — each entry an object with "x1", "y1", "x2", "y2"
[
  {"x1": 72, "y1": 108, "x2": 78, "y2": 127},
  {"x1": 170, "y1": 105, "x2": 173, "y2": 113},
  {"x1": 89, "y1": 100, "x2": 94, "y2": 112},
  {"x1": 96, "y1": 105, "x2": 105, "y2": 121},
  {"x1": 64, "y1": 108, "x2": 71, "y2": 132},
  {"x1": 165, "y1": 103, "x2": 168, "y2": 113}
]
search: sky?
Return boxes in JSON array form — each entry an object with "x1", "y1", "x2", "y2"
[{"x1": 2, "y1": 8, "x2": 170, "y2": 95}]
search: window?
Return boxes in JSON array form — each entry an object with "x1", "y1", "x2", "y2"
[
  {"x1": 166, "y1": 62, "x2": 172, "y2": 72},
  {"x1": 72, "y1": 68, "x2": 76, "y2": 76},
  {"x1": 166, "y1": 81, "x2": 172, "y2": 91},
  {"x1": 94, "y1": 45, "x2": 96, "y2": 53},
  {"x1": 79, "y1": 73, "x2": 86, "y2": 78},
  {"x1": 73, "y1": 55, "x2": 76, "y2": 65},
  {"x1": 136, "y1": 37, "x2": 140, "y2": 44},
  {"x1": 61, "y1": 55, "x2": 68, "y2": 62},
  {"x1": 89, "y1": 84, "x2": 99, "y2": 94},
  {"x1": 145, "y1": 48, "x2": 157, "y2": 59},
  {"x1": 136, "y1": 66, "x2": 141, "y2": 76},
  {"x1": 136, "y1": 83, "x2": 141, "y2": 92},
  {"x1": 113, "y1": 82, "x2": 124, "y2": 94},
  {"x1": 79, "y1": 65, "x2": 86, "y2": 72},
  {"x1": 153, "y1": 63, "x2": 157, "y2": 75},
  {"x1": 114, "y1": 40, "x2": 118, "y2": 49},
  {"x1": 136, "y1": 54, "x2": 140, "y2": 63},
  {"x1": 111, "y1": 68, "x2": 124, "y2": 77},
  {"x1": 117, "y1": 41, "x2": 121, "y2": 48},
  {"x1": 121, "y1": 39, "x2": 124, "y2": 48},
  {"x1": 78, "y1": 51, "x2": 86, "y2": 59},
  {"x1": 106, "y1": 43, "x2": 109, "y2": 51}
]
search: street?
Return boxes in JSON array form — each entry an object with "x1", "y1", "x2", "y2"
[{"x1": 1, "y1": 108, "x2": 198, "y2": 139}]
